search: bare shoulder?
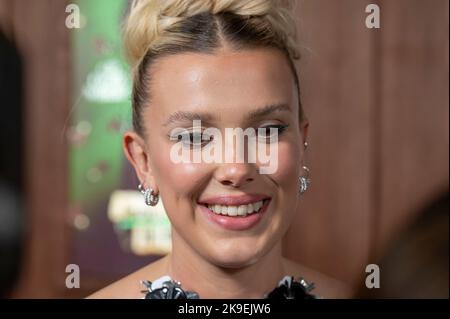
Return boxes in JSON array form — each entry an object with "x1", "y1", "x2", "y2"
[
  {"x1": 87, "y1": 255, "x2": 169, "y2": 299},
  {"x1": 282, "y1": 257, "x2": 354, "y2": 299}
]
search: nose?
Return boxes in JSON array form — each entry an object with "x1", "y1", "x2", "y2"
[{"x1": 214, "y1": 163, "x2": 256, "y2": 188}]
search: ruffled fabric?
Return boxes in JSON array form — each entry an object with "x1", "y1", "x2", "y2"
[{"x1": 141, "y1": 275, "x2": 318, "y2": 299}]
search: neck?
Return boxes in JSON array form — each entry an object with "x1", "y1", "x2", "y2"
[{"x1": 163, "y1": 229, "x2": 286, "y2": 299}]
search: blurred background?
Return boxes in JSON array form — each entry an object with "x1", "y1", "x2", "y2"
[{"x1": 0, "y1": 0, "x2": 448, "y2": 298}]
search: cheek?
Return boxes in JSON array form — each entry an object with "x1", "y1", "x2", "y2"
[
  {"x1": 270, "y1": 142, "x2": 301, "y2": 188},
  {"x1": 149, "y1": 143, "x2": 209, "y2": 206},
  {"x1": 152, "y1": 150, "x2": 208, "y2": 200},
  {"x1": 260, "y1": 142, "x2": 302, "y2": 244}
]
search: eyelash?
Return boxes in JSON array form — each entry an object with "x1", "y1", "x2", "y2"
[
  {"x1": 170, "y1": 124, "x2": 289, "y2": 148},
  {"x1": 176, "y1": 131, "x2": 213, "y2": 148},
  {"x1": 258, "y1": 124, "x2": 289, "y2": 141}
]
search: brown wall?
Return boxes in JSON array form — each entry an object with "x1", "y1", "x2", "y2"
[
  {"x1": 284, "y1": 0, "x2": 449, "y2": 287},
  {"x1": 0, "y1": 0, "x2": 448, "y2": 297},
  {"x1": 0, "y1": 0, "x2": 71, "y2": 298}
]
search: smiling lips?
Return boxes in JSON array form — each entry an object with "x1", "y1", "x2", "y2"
[{"x1": 198, "y1": 194, "x2": 271, "y2": 230}]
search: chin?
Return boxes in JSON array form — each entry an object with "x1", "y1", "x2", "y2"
[
  {"x1": 205, "y1": 241, "x2": 267, "y2": 269},
  {"x1": 213, "y1": 257, "x2": 259, "y2": 269}
]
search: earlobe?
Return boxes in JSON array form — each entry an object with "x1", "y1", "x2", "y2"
[{"x1": 123, "y1": 131, "x2": 153, "y2": 187}]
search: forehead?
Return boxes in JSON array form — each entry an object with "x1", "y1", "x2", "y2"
[{"x1": 146, "y1": 48, "x2": 297, "y2": 122}]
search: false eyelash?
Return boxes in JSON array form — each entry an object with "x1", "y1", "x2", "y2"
[
  {"x1": 258, "y1": 124, "x2": 289, "y2": 137},
  {"x1": 175, "y1": 131, "x2": 214, "y2": 148}
]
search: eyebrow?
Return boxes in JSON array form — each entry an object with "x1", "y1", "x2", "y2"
[
  {"x1": 163, "y1": 103, "x2": 291, "y2": 127},
  {"x1": 163, "y1": 111, "x2": 214, "y2": 127},
  {"x1": 246, "y1": 103, "x2": 291, "y2": 119}
]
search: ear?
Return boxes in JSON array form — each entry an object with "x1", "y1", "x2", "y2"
[
  {"x1": 299, "y1": 118, "x2": 310, "y2": 168},
  {"x1": 301, "y1": 118, "x2": 309, "y2": 144},
  {"x1": 123, "y1": 131, "x2": 158, "y2": 192}
]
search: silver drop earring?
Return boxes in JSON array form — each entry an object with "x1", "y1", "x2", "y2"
[
  {"x1": 299, "y1": 141, "x2": 311, "y2": 194},
  {"x1": 138, "y1": 184, "x2": 159, "y2": 206},
  {"x1": 299, "y1": 166, "x2": 311, "y2": 195}
]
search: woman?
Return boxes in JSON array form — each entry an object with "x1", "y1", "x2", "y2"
[{"x1": 90, "y1": 0, "x2": 349, "y2": 299}]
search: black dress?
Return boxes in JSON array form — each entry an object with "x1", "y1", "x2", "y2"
[{"x1": 140, "y1": 275, "x2": 318, "y2": 299}]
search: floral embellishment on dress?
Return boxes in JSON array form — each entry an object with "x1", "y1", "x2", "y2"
[
  {"x1": 141, "y1": 276, "x2": 199, "y2": 299},
  {"x1": 141, "y1": 275, "x2": 317, "y2": 299},
  {"x1": 264, "y1": 276, "x2": 317, "y2": 299}
]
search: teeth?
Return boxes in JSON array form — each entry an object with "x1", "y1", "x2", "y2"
[
  {"x1": 207, "y1": 200, "x2": 266, "y2": 217},
  {"x1": 237, "y1": 205, "x2": 247, "y2": 216}
]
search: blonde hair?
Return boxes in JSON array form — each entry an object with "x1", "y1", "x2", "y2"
[{"x1": 123, "y1": 0, "x2": 303, "y2": 135}]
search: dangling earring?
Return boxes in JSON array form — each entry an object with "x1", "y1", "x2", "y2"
[
  {"x1": 298, "y1": 166, "x2": 311, "y2": 194},
  {"x1": 138, "y1": 183, "x2": 159, "y2": 206}
]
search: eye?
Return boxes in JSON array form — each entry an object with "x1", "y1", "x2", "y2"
[
  {"x1": 176, "y1": 130, "x2": 214, "y2": 148},
  {"x1": 257, "y1": 124, "x2": 289, "y2": 142}
]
